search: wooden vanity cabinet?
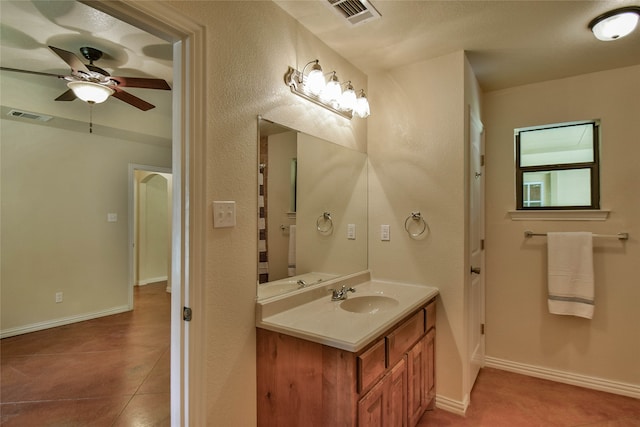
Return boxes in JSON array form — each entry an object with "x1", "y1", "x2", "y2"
[
  {"x1": 358, "y1": 357, "x2": 406, "y2": 427},
  {"x1": 257, "y1": 298, "x2": 436, "y2": 427}
]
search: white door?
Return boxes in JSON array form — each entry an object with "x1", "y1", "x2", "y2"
[{"x1": 468, "y1": 106, "x2": 485, "y2": 390}]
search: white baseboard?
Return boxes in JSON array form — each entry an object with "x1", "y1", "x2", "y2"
[
  {"x1": 0, "y1": 305, "x2": 131, "y2": 339},
  {"x1": 485, "y1": 356, "x2": 640, "y2": 399},
  {"x1": 137, "y1": 276, "x2": 169, "y2": 286},
  {"x1": 434, "y1": 393, "x2": 469, "y2": 416},
  {"x1": 137, "y1": 276, "x2": 168, "y2": 286}
]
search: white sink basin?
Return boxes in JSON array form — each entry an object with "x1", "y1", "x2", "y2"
[{"x1": 340, "y1": 295, "x2": 399, "y2": 314}]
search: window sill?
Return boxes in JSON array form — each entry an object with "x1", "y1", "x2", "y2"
[{"x1": 508, "y1": 210, "x2": 610, "y2": 221}]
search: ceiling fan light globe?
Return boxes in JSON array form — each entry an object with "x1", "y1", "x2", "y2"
[{"x1": 67, "y1": 81, "x2": 114, "y2": 104}]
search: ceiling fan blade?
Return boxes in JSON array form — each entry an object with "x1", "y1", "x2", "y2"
[
  {"x1": 55, "y1": 89, "x2": 77, "y2": 101},
  {"x1": 112, "y1": 89, "x2": 155, "y2": 111},
  {"x1": 48, "y1": 45, "x2": 91, "y2": 75},
  {"x1": 0, "y1": 66, "x2": 64, "y2": 79},
  {"x1": 110, "y1": 76, "x2": 171, "y2": 90}
]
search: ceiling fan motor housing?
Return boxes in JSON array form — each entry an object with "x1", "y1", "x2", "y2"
[{"x1": 79, "y1": 46, "x2": 103, "y2": 64}]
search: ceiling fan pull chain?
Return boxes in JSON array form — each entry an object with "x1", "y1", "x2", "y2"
[{"x1": 89, "y1": 102, "x2": 93, "y2": 134}]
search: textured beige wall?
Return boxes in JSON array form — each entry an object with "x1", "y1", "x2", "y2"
[
  {"x1": 1, "y1": 120, "x2": 171, "y2": 333},
  {"x1": 297, "y1": 132, "x2": 367, "y2": 276},
  {"x1": 483, "y1": 65, "x2": 640, "y2": 386},
  {"x1": 368, "y1": 51, "x2": 474, "y2": 406},
  {"x1": 167, "y1": 2, "x2": 367, "y2": 425},
  {"x1": 266, "y1": 131, "x2": 296, "y2": 280}
]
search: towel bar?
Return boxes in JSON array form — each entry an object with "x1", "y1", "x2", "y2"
[{"x1": 524, "y1": 230, "x2": 629, "y2": 240}]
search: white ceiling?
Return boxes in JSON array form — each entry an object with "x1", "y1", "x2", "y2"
[
  {"x1": 1, "y1": 0, "x2": 639, "y2": 132},
  {"x1": 274, "y1": 0, "x2": 640, "y2": 91},
  {"x1": 0, "y1": 0, "x2": 172, "y2": 141}
]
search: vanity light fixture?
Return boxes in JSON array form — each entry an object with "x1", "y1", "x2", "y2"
[
  {"x1": 589, "y1": 6, "x2": 640, "y2": 41},
  {"x1": 284, "y1": 59, "x2": 370, "y2": 120},
  {"x1": 354, "y1": 90, "x2": 371, "y2": 118},
  {"x1": 320, "y1": 71, "x2": 342, "y2": 105},
  {"x1": 340, "y1": 81, "x2": 357, "y2": 112}
]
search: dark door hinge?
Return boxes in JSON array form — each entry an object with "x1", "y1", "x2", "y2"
[
  {"x1": 481, "y1": 239, "x2": 485, "y2": 250},
  {"x1": 481, "y1": 154, "x2": 485, "y2": 166},
  {"x1": 481, "y1": 323, "x2": 485, "y2": 335},
  {"x1": 183, "y1": 306, "x2": 192, "y2": 322}
]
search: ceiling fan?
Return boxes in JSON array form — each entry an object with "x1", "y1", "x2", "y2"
[{"x1": 0, "y1": 45, "x2": 170, "y2": 111}]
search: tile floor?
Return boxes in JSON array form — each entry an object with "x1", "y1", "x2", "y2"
[
  {"x1": 418, "y1": 367, "x2": 640, "y2": 426},
  {"x1": 2, "y1": 282, "x2": 639, "y2": 426},
  {"x1": 1, "y1": 282, "x2": 170, "y2": 426}
]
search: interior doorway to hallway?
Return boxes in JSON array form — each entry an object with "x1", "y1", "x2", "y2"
[{"x1": 130, "y1": 165, "x2": 173, "y2": 299}]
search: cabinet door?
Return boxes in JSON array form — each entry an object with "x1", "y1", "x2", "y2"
[
  {"x1": 406, "y1": 337, "x2": 427, "y2": 427},
  {"x1": 425, "y1": 328, "x2": 435, "y2": 408},
  {"x1": 387, "y1": 358, "x2": 407, "y2": 427},
  {"x1": 358, "y1": 358, "x2": 406, "y2": 427},
  {"x1": 358, "y1": 376, "x2": 386, "y2": 427}
]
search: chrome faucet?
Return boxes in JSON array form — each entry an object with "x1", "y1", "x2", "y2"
[
  {"x1": 329, "y1": 285, "x2": 356, "y2": 301},
  {"x1": 297, "y1": 279, "x2": 308, "y2": 288}
]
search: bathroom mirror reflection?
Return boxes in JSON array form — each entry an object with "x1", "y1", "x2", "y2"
[{"x1": 257, "y1": 118, "x2": 367, "y2": 300}]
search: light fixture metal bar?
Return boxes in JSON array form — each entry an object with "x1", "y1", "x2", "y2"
[{"x1": 284, "y1": 66, "x2": 353, "y2": 120}]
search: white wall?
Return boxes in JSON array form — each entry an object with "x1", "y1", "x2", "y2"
[
  {"x1": 136, "y1": 172, "x2": 170, "y2": 285},
  {"x1": 483, "y1": 65, "x2": 640, "y2": 392},
  {"x1": 297, "y1": 132, "x2": 368, "y2": 277},
  {"x1": 266, "y1": 131, "x2": 297, "y2": 280},
  {"x1": 167, "y1": 2, "x2": 367, "y2": 425},
  {"x1": 368, "y1": 50, "x2": 481, "y2": 410},
  {"x1": 1, "y1": 120, "x2": 171, "y2": 335}
]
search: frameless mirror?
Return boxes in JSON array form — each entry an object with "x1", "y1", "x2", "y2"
[{"x1": 257, "y1": 118, "x2": 367, "y2": 300}]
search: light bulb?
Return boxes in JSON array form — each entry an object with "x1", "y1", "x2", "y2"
[
  {"x1": 340, "y1": 82, "x2": 356, "y2": 111},
  {"x1": 320, "y1": 72, "x2": 342, "y2": 104},
  {"x1": 354, "y1": 92, "x2": 370, "y2": 118},
  {"x1": 305, "y1": 63, "x2": 325, "y2": 96}
]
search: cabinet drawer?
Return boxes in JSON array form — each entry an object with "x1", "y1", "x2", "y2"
[
  {"x1": 386, "y1": 310, "x2": 425, "y2": 366},
  {"x1": 425, "y1": 300, "x2": 436, "y2": 331},
  {"x1": 358, "y1": 338, "x2": 386, "y2": 393}
]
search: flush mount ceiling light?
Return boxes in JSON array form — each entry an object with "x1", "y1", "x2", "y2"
[
  {"x1": 284, "y1": 59, "x2": 370, "y2": 120},
  {"x1": 589, "y1": 6, "x2": 640, "y2": 41},
  {"x1": 67, "y1": 81, "x2": 115, "y2": 104}
]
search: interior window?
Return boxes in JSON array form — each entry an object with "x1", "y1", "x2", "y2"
[{"x1": 515, "y1": 121, "x2": 600, "y2": 210}]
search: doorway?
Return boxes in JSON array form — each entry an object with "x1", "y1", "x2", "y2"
[
  {"x1": 130, "y1": 165, "x2": 173, "y2": 299},
  {"x1": 467, "y1": 105, "x2": 486, "y2": 395}
]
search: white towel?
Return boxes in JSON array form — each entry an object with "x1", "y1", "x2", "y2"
[
  {"x1": 287, "y1": 225, "x2": 296, "y2": 277},
  {"x1": 547, "y1": 232, "x2": 594, "y2": 319}
]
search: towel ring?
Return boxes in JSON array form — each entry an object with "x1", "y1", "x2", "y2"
[
  {"x1": 316, "y1": 212, "x2": 333, "y2": 234},
  {"x1": 404, "y1": 211, "x2": 428, "y2": 238}
]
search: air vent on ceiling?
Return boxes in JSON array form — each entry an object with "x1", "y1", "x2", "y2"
[
  {"x1": 7, "y1": 109, "x2": 53, "y2": 122},
  {"x1": 326, "y1": 0, "x2": 381, "y2": 26}
]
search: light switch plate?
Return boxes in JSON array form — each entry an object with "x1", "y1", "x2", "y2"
[
  {"x1": 107, "y1": 213, "x2": 118, "y2": 222},
  {"x1": 213, "y1": 201, "x2": 236, "y2": 228},
  {"x1": 381, "y1": 224, "x2": 390, "y2": 241},
  {"x1": 347, "y1": 223, "x2": 356, "y2": 240}
]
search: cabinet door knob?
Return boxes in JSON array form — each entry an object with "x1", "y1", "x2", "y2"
[{"x1": 470, "y1": 266, "x2": 481, "y2": 275}]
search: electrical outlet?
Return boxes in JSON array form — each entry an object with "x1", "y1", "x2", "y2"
[{"x1": 55, "y1": 292, "x2": 63, "y2": 303}]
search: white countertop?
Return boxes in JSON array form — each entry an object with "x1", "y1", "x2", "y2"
[{"x1": 256, "y1": 276, "x2": 439, "y2": 352}]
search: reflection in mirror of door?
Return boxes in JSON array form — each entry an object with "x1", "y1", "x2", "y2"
[{"x1": 257, "y1": 118, "x2": 368, "y2": 300}]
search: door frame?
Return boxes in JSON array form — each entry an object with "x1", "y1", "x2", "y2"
[
  {"x1": 86, "y1": 1, "x2": 206, "y2": 425},
  {"x1": 466, "y1": 105, "x2": 486, "y2": 400}
]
